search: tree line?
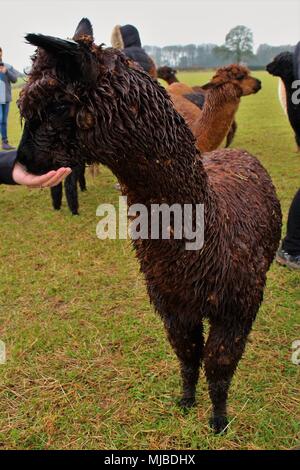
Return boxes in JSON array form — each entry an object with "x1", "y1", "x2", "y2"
[
  {"x1": 145, "y1": 43, "x2": 294, "y2": 69},
  {"x1": 144, "y1": 25, "x2": 295, "y2": 69}
]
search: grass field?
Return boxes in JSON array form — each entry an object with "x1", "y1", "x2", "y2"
[{"x1": 0, "y1": 71, "x2": 299, "y2": 450}]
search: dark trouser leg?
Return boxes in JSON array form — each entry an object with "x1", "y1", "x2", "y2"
[
  {"x1": 164, "y1": 317, "x2": 204, "y2": 408},
  {"x1": 282, "y1": 189, "x2": 300, "y2": 256},
  {"x1": 0, "y1": 103, "x2": 9, "y2": 142},
  {"x1": 204, "y1": 318, "x2": 253, "y2": 434},
  {"x1": 64, "y1": 172, "x2": 79, "y2": 215},
  {"x1": 51, "y1": 183, "x2": 63, "y2": 210},
  {"x1": 78, "y1": 164, "x2": 87, "y2": 191},
  {"x1": 295, "y1": 133, "x2": 300, "y2": 151}
]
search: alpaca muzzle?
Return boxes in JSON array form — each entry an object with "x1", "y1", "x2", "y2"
[{"x1": 254, "y1": 79, "x2": 262, "y2": 92}]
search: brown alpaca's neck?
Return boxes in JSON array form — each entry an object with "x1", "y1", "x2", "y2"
[
  {"x1": 119, "y1": 146, "x2": 211, "y2": 208},
  {"x1": 99, "y1": 70, "x2": 214, "y2": 206},
  {"x1": 167, "y1": 76, "x2": 179, "y2": 85},
  {"x1": 192, "y1": 83, "x2": 241, "y2": 152}
]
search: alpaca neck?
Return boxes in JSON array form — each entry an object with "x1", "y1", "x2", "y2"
[
  {"x1": 93, "y1": 67, "x2": 217, "y2": 215},
  {"x1": 167, "y1": 76, "x2": 179, "y2": 85},
  {"x1": 120, "y1": 148, "x2": 219, "y2": 256},
  {"x1": 91, "y1": 67, "x2": 221, "y2": 252},
  {"x1": 117, "y1": 142, "x2": 212, "y2": 208},
  {"x1": 192, "y1": 83, "x2": 240, "y2": 152}
]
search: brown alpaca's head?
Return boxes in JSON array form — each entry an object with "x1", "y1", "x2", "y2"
[
  {"x1": 208, "y1": 65, "x2": 261, "y2": 96},
  {"x1": 157, "y1": 66, "x2": 178, "y2": 84},
  {"x1": 18, "y1": 19, "x2": 189, "y2": 178}
]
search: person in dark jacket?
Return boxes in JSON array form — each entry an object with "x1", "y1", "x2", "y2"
[
  {"x1": 0, "y1": 150, "x2": 71, "y2": 187},
  {"x1": 0, "y1": 47, "x2": 18, "y2": 150},
  {"x1": 111, "y1": 24, "x2": 157, "y2": 78},
  {"x1": 276, "y1": 42, "x2": 300, "y2": 269},
  {"x1": 277, "y1": 190, "x2": 300, "y2": 269}
]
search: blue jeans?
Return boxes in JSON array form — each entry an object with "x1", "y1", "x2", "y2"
[{"x1": 0, "y1": 103, "x2": 10, "y2": 142}]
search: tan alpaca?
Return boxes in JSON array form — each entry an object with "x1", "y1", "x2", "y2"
[{"x1": 167, "y1": 65, "x2": 261, "y2": 153}]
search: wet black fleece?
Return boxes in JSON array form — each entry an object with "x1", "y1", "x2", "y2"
[
  {"x1": 0, "y1": 150, "x2": 18, "y2": 184},
  {"x1": 120, "y1": 25, "x2": 153, "y2": 73}
]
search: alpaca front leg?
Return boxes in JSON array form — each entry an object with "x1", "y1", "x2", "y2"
[
  {"x1": 164, "y1": 317, "x2": 204, "y2": 408},
  {"x1": 225, "y1": 120, "x2": 237, "y2": 148},
  {"x1": 204, "y1": 319, "x2": 253, "y2": 434}
]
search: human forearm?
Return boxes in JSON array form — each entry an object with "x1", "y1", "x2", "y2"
[{"x1": 0, "y1": 150, "x2": 18, "y2": 184}]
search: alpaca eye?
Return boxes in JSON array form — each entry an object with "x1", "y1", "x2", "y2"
[
  {"x1": 49, "y1": 103, "x2": 68, "y2": 115},
  {"x1": 55, "y1": 104, "x2": 68, "y2": 114},
  {"x1": 236, "y1": 75, "x2": 245, "y2": 80}
]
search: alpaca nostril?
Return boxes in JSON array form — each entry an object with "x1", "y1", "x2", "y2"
[{"x1": 255, "y1": 80, "x2": 262, "y2": 91}]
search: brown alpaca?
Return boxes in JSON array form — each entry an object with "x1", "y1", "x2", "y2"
[
  {"x1": 157, "y1": 65, "x2": 237, "y2": 148},
  {"x1": 160, "y1": 65, "x2": 261, "y2": 152},
  {"x1": 18, "y1": 20, "x2": 281, "y2": 434}
]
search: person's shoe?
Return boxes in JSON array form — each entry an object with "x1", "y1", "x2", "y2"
[
  {"x1": 276, "y1": 247, "x2": 300, "y2": 270},
  {"x1": 2, "y1": 141, "x2": 16, "y2": 150}
]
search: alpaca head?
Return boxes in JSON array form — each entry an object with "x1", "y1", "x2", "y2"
[
  {"x1": 209, "y1": 65, "x2": 261, "y2": 96},
  {"x1": 266, "y1": 52, "x2": 294, "y2": 81},
  {"x1": 18, "y1": 19, "x2": 188, "y2": 179},
  {"x1": 157, "y1": 66, "x2": 178, "y2": 84}
]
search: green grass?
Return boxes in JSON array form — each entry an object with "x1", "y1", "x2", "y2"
[{"x1": 0, "y1": 71, "x2": 299, "y2": 450}]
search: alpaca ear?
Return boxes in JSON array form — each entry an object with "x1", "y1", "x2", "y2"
[
  {"x1": 25, "y1": 33, "x2": 80, "y2": 56},
  {"x1": 73, "y1": 18, "x2": 94, "y2": 41},
  {"x1": 25, "y1": 33, "x2": 99, "y2": 86}
]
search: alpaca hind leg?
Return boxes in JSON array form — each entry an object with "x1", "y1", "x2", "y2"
[
  {"x1": 204, "y1": 318, "x2": 253, "y2": 434},
  {"x1": 50, "y1": 183, "x2": 63, "y2": 210},
  {"x1": 64, "y1": 172, "x2": 79, "y2": 215},
  {"x1": 225, "y1": 120, "x2": 237, "y2": 148},
  {"x1": 164, "y1": 317, "x2": 204, "y2": 408}
]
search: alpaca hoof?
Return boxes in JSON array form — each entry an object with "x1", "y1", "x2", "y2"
[
  {"x1": 81, "y1": 188, "x2": 87, "y2": 192},
  {"x1": 53, "y1": 207, "x2": 61, "y2": 211},
  {"x1": 72, "y1": 212, "x2": 79, "y2": 216},
  {"x1": 209, "y1": 416, "x2": 228, "y2": 434},
  {"x1": 178, "y1": 397, "x2": 196, "y2": 409}
]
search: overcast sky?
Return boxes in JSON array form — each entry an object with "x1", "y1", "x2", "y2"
[{"x1": 1, "y1": 0, "x2": 300, "y2": 72}]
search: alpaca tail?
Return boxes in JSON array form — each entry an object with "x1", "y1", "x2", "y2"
[{"x1": 88, "y1": 164, "x2": 100, "y2": 178}]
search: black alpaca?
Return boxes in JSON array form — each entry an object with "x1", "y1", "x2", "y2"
[
  {"x1": 50, "y1": 164, "x2": 86, "y2": 215},
  {"x1": 267, "y1": 52, "x2": 300, "y2": 151}
]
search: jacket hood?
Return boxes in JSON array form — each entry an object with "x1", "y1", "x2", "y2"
[
  {"x1": 293, "y1": 41, "x2": 300, "y2": 80},
  {"x1": 111, "y1": 24, "x2": 142, "y2": 49}
]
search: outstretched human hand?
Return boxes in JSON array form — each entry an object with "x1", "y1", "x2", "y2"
[{"x1": 12, "y1": 163, "x2": 72, "y2": 188}]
